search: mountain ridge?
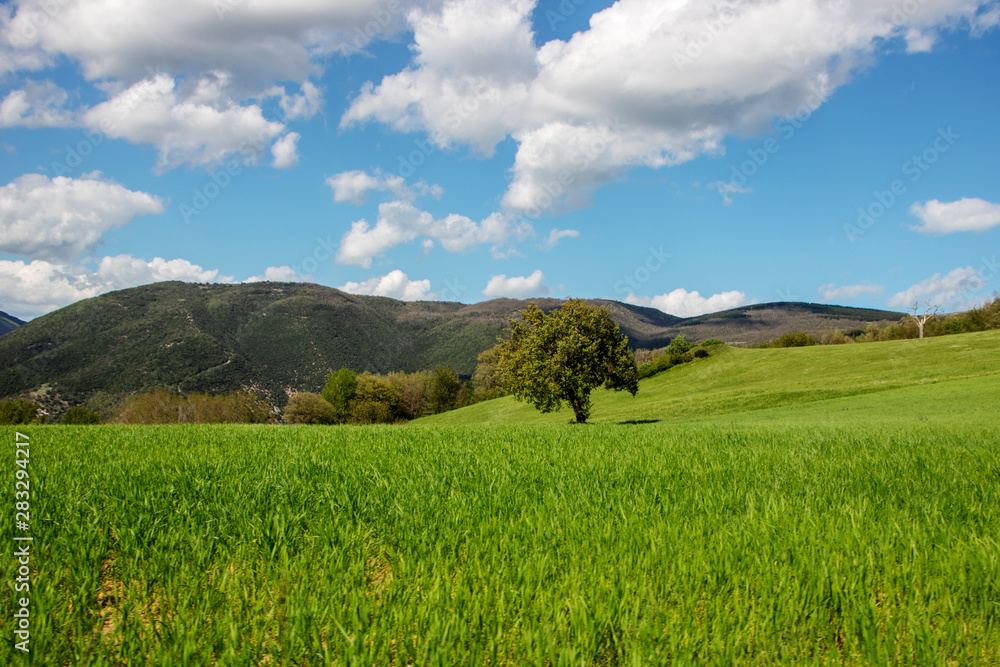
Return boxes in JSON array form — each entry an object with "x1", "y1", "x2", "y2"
[{"x1": 0, "y1": 281, "x2": 906, "y2": 415}]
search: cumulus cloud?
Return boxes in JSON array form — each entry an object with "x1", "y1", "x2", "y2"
[
  {"x1": 887, "y1": 267, "x2": 989, "y2": 311},
  {"x1": 344, "y1": 0, "x2": 995, "y2": 216},
  {"x1": 339, "y1": 269, "x2": 434, "y2": 300},
  {"x1": 0, "y1": 254, "x2": 232, "y2": 319},
  {"x1": 243, "y1": 266, "x2": 303, "y2": 283},
  {"x1": 336, "y1": 200, "x2": 532, "y2": 267},
  {"x1": 909, "y1": 198, "x2": 1000, "y2": 234},
  {"x1": 0, "y1": 173, "x2": 164, "y2": 261},
  {"x1": 327, "y1": 170, "x2": 411, "y2": 205},
  {"x1": 481, "y1": 270, "x2": 550, "y2": 298},
  {"x1": 82, "y1": 74, "x2": 286, "y2": 171},
  {"x1": 818, "y1": 283, "x2": 885, "y2": 302},
  {"x1": 626, "y1": 288, "x2": 747, "y2": 318},
  {"x1": 3, "y1": 0, "x2": 420, "y2": 85},
  {"x1": 271, "y1": 132, "x2": 300, "y2": 169},
  {"x1": 0, "y1": 79, "x2": 74, "y2": 128},
  {"x1": 272, "y1": 81, "x2": 324, "y2": 120}
]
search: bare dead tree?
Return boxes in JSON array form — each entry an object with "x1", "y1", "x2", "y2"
[{"x1": 909, "y1": 300, "x2": 940, "y2": 339}]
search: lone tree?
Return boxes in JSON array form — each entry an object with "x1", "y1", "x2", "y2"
[
  {"x1": 494, "y1": 299, "x2": 638, "y2": 423},
  {"x1": 909, "y1": 300, "x2": 940, "y2": 339}
]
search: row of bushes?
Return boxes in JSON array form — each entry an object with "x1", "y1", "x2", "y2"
[
  {"x1": 0, "y1": 399, "x2": 102, "y2": 425},
  {"x1": 636, "y1": 336, "x2": 724, "y2": 379},
  {"x1": 753, "y1": 295, "x2": 1000, "y2": 348},
  {"x1": 284, "y1": 365, "x2": 469, "y2": 425}
]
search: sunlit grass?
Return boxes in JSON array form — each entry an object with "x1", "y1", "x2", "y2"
[{"x1": 2, "y1": 422, "x2": 998, "y2": 665}]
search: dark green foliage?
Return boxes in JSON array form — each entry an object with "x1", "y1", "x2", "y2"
[
  {"x1": 428, "y1": 365, "x2": 462, "y2": 414},
  {"x1": 666, "y1": 334, "x2": 692, "y2": 356},
  {"x1": 61, "y1": 406, "x2": 102, "y2": 425},
  {"x1": 694, "y1": 348, "x2": 710, "y2": 359},
  {"x1": 772, "y1": 332, "x2": 818, "y2": 348},
  {"x1": 0, "y1": 398, "x2": 40, "y2": 424},
  {"x1": 349, "y1": 373, "x2": 404, "y2": 424},
  {"x1": 322, "y1": 368, "x2": 357, "y2": 423},
  {"x1": 700, "y1": 339, "x2": 725, "y2": 346},
  {"x1": 494, "y1": 299, "x2": 638, "y2": 423},
  {"x1": 283, "y1": 392, "x2": 337, "y2": 424}
]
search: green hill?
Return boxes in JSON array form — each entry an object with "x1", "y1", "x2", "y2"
[
  {"x1": 0, "y1": 310, "x2": 25, "y2": 336},
  {"x1": 418, "y1": 329, "x2": 1000, "y2": 427},
  {"x1": 0, "y1": 281, "x2": 905, "y2": 416}
]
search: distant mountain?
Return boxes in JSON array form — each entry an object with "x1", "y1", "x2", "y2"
[
  {"x1": 0, "y1": 310, "x2": 26, "y2": 336},
  {"x1": 0, "y1": 282, "x2": 905, "y2": 415}
]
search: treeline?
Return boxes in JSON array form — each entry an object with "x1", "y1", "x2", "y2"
[
  {"x1": 284, "y1": 365, "x2": 483, "y2": 425},
  {"x1": 754, "y1": 295, "x2": 1000, "y2": 348}
]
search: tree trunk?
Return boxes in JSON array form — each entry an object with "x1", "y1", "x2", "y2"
[{"x1": 568, "y1": 394, "x2": 587, "y2": 424}]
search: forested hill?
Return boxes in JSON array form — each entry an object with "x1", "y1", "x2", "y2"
[{"x1": 0, "y1": 281, "x2": 904, "y2": 412}]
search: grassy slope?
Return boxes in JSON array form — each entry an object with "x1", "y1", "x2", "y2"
[{"x1": 418, "y1": 329, "x2": 1000, "y2": 426}]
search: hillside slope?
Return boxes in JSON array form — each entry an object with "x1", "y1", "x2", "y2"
[
  {"x1": 418, "y1": 330, "x2": 1000, "y2": 426},
  {"x1": 0, "y1": 281, "x2": 905, "y2": 414}
]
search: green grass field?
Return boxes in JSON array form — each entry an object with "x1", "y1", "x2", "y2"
[
  {"x1": 420, "y1": 330, "x2": 1000, "y2": 427},
  {"x1": 3, "y1": 331, "x2": 999, "y2": 665}
]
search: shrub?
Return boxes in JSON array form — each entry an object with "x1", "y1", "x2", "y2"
[
  {"x1": 772, "y1": 332, "x2": 817, "y2": 348},
  {"x1": 700, "y1": 339, "x2": 725, "y2": 347},
  {"x1": 693, "y1": 348, "x2": 710, "y2": 359},
  {"x1": 0, "y1": 399, "x2": 41, "y2": 425},
  {"x1": 667, "y1": 335, "x2": 692, "y2": 356},
  {"x1": 322, "y1": 368, "x2": 356, "y2": 422},
  {"x1": 115, "y1": 390, "x2": 272, "y2": 424},
  {"x1": 62, "y1": 407, "x2": 102, "y2": 425},
  {"x1": 349, "y1": 374, "x2": 404, "y2": 424},
  {"x1": 283, "y1": 392, "x2": 337, "y2": 424}
]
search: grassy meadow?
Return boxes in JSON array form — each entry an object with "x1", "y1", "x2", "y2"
[{"x1": 2, "y1": 330, "x2": 999, "y2": 665}]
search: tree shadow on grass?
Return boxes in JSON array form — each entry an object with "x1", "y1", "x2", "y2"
[{"x1": 618, "y1": 419, "x2": 661, "y2": 425}]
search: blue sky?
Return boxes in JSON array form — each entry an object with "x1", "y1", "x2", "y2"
[{"x1": 1, "y1": 0, "x2": 999, "y2": 320}]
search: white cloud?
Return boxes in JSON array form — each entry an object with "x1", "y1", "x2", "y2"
[
  {"x1": 0, "y1": 259, "x2": 105, "y2": 318},
  {"x1": 272, "y1": 81, "x2": 324, "y2": 120},
  {"x1": 344, "y1": 0, "x2": 994, "y2": 217},
  {"x1": 818, "y1": 283, "x2": 885, "y2": 302},
  {"x1": 4, "y1": 0, "x2": 420, "y2": 85},
  {"x1": 909, "y1": 198, "x2": 1000, "y2": 234},
  {"x1": 0, "y1": 173, "x2": 164, "y2": 261},
  {"x1": 339, "y1": 269, "x2": 434, "y2": 301},
  {"x1": 482, "y1": 270, "x2": 550, "y2": 298},
  {"x1": 243, "y1": 266, "x2": 303, "y2": 283},
  {"x1": 626, "y1": 288, "x2": 747, "y2": 318},
  {"x1": 336, "y1": 200, "x2": 532, "y2": 267},
  {"x1": 271, "y1": 132, "x2": 300, "y2": 169},
  {"x1": 543, "y1": 228, "x2": 579, "y2": 249},
  {"x1": 0, "y1": 254, "x2": 232, "y2": 319},
  {"x1": 0, "y1": 80, "x2": 74, "y2": 128},
  {"x1": 887, "y1": 267, "x2": 989, "y2": 311},
  {"x1": 82, "y1": 74, "x2": 286, "y2": 171},
  {"x1": 95, "y1": 255, "x2": 231, "y2": 289},
  {"x1": 327, "y1": 169, "x2": 410, "y2": 205}
]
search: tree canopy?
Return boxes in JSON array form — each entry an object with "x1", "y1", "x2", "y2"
[{"x1": 494, "y1": 299, "x2": 638, "y2": 423}]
